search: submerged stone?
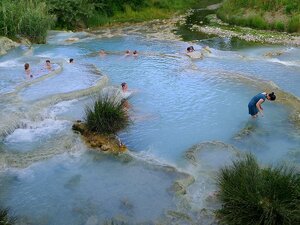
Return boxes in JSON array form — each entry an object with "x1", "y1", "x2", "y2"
[{"x1": 170, "y1": 174, "x2": 195, "y2": 196}]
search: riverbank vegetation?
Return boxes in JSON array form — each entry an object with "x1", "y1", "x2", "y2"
[
  {"x1": 0, "y1": 0, "x2": 53, "y2": 43},
  {"x1": 217, "y1": 0, "x2": 300, "y2": 33},
  {"x1": 217, "y1": 154, "x2": 300, "y2": 225},
  {"x1": 0, "y1": 0, "x2": 199, "y2": 43}
]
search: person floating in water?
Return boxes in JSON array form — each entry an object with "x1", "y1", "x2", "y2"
[
  {"x1": 45, "y1": 60, "x2": 52, "y2": 70},
  {"x1": 24, "y1": 63, "x2": 33, "y2": 78},
  {"x1": 248, "y1": 92, "x2": 276, "y2": 118},
  {"x1": 186, "y1": 46, "x2": 203, "y2": 59},
  {"x1": 187, "y1": 46, "x2": 195, "y2": 53},
  {"x1": 121, "y1": 82, "x2": 128, "y2": 93},
  {"x1": 69, "y1": 58, "x2": 74, "y2": 63},
  {"x1": 133, "y1": 50, "x2": 138, "y2": 56},
  {"x1": 99, "y1": 49, "x2": 106, "y2": 56},
  {"x1": 125, "y1": 50, "x2": 131, "y2": 56}
]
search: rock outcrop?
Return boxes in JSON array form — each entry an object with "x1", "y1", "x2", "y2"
[
  {"x1": 72, "y1": 121, "x2": 127, "y2": 153},
  {"x1": 0, "y1": 37, "x2": 20, "y2": 55}
]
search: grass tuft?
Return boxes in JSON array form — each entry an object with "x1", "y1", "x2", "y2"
[
  {"x1": 85, "y1": 95, "x2": 131, "y2": 135},
  {"x1": 0, "y1": 208, "x2": 16, "y2": 225},
  {"x1": 217, "y1": 154, "x2": 300, "y2": 225}
]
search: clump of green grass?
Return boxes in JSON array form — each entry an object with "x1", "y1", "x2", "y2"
[
  {"x1": 0, "y1": 208, "x2": 16, "y2": 225},
  {"x1": 287, "y1": 15, "x2": 300, "y2": 33},
  {"x1": 111, "y1": 5, "x2": 171, "y2": 23},
  {"x1": 217, "y1": 154, "x2": 300, "y2": 225},
  {"x1": 85, "y1": 95, "x2": 130, "y2": 135}
]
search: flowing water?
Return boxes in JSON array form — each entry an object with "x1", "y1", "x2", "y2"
[{"x1": 0, "y1": 27, "x2": 300, "y2": 225}]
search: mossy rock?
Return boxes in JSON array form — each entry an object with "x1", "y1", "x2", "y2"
[{"x1": 72, "y1": 121, "x2": 127, "y2": 153}]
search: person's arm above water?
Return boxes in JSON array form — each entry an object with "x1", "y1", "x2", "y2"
[{"x1": 256, "y1": 98, "x2": 265, "y2": 117}]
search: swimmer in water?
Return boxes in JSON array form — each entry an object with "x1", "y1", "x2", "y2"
[
  {"x1": 187, "y1": 46, "x2": 195, "y2": 53},
  {"x1": 45, "y1": 60, "x2": 52, "y2": 70},
  {"x1": 125, "y1": 50, "x2": 131, "y2": 56},
  {"x1": 69, "y1": 58, "x2": 74, "y2": 63},
  {"x1": 24, "y1": 63, "x2": 33, "y2": 78},
  {"x1": 121, "y1": 82, "x2": 128, "y2": 92},
  {"x1": 99, "y1": 49, "x2": 106, "y2": 56},
  {"x1": 133, "y1": 50, "x2": 138, "y2": 56}
]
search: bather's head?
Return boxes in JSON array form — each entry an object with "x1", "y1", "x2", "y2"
[
  {"x1": 69, "y1": 58, "x2": 74, "y2": 63},
  {"x1": 121, "y1": 82, "x2": 128, "y2": 92},
  {"x1": 24, "y1": 63, "x2": 30, "y2": 70},
  {"x1": 267, "y1": 92, "x2": 276, "y2": 101},
  {"x1": 187, "y1": 46, "x2": 194, "y2": 52}
]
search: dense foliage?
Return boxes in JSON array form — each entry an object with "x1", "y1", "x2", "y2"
[
  {"x1": 0, "y1": 0, "x2": 198, "y2": 42},
  {"x1": 0, "y1": 0, "x2": 54, "y2": 43},
  {"x1": 85, "y1": 96, "x2": 131, "y2": 135},
  {"x1": 217, "y1": 154, "x2": 300, "y2": 225},
  {"x1": 217, "y1": 0, "x2": 300, "y2": 32}
]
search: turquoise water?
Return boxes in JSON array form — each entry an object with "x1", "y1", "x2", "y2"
[{"x1": 0, "y1": 30, "x2": 299, "y2": 224}]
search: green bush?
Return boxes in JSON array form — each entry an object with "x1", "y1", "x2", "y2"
[
  {"x1": 47, "y1": 0, "x2": 97, "y2": 29},
  {"x1": 274, "y1": 21, "x2": 285, "y2": 32},
  {"x1": 217, "y1": 154, "x2": 300, "y2": 225},
  {"x1": 248, "y1": 15, "x2": 268, "y2": 29},
  {"x1": 85, "y1": 95, "x2": 131, "y2": 135}
]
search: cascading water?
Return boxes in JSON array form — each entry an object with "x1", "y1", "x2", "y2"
[{"x1": 0, "y1": 28, "x2": 299, "y2": 224}]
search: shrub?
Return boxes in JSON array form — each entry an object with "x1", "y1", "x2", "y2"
[
  {"x1": 248, "y1": 15, "x2": 268, "y2": 30},
  {"x1": 217, "y1": 154, "x2": 300, "y2": 225},
  {"x1": 47, "y1": 0, "x2": 97, "y2": 29},
  {"x1": 85, "y1": 95, "x2": 131, "y2": 135}
]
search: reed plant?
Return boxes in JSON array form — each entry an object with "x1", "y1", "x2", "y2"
[
  {"x1": 0, "y1": 0, "x2": 53, "y2": 43},
  {"x1": 85, "y1": 95, "x2": 130, "y2": 135},
  {"x1": 0, "y1": 208, "x2": 15, "y2": 225},
  {"x1": 217, "y1": 154, "x2": 300, "y2": 225}
]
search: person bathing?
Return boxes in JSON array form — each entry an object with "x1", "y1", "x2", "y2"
[
  {"x1": 248, "y1": 92, "x2": 276, "y2": 118},
  {"x1": 24, "y1": 63, "x2": 33, "y2": 78}
]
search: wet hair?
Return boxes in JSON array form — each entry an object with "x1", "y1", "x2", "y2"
[
  {"x1": 121, "y1": 82, "x2": 127, "y2": 88},
  {"x1": 125, "y1": 50, "x2": 130, "y2": 54},
  {"x1": 46, "y1": 60, "x2": 50, "y2": 63},
  {"x1": 133, "y1": 50, "x2": 137, "y2": 55},
  {"x1": 187, "y1": 46, "x2": 194, "y2": 52},
  {"x1": 24, "y1": 63, "x2": 29, "y2": 70},
  {"x1": 268, "y1": 92, "x2": 276, "y2": 101},
  {"x1": 69, "y1": 58, "x2": 74, "y2": 63}
]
